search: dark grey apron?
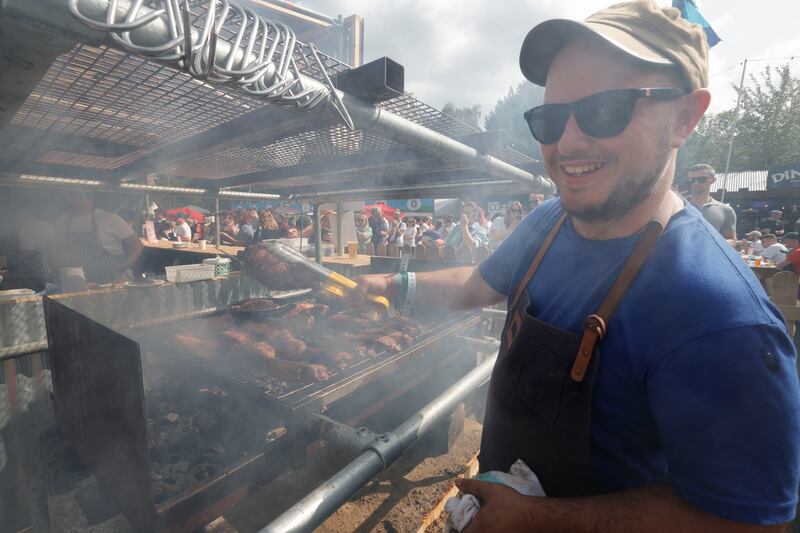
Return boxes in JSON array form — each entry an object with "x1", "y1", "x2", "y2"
[
  {"x1": 479, "y1": 212, "x2": 666, "y2": 497},
  {"x1": 61, "y1": 211, "x2": 119, "y2": 284}
]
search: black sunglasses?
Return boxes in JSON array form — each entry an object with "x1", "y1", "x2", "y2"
[
  {"x1": 687, "y1": 176, "x2": 709, "y2": 184},
  {"x1": 523, "y1": 88, "x2": 688, "y2": 144}
]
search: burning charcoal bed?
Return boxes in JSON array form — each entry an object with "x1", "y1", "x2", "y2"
[{"x1": 146, "y1": 381, "x2": 269, "y2": 504}]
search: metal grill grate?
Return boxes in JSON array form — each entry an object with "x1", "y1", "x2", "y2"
[{"x1": 7, "y1": 8, "x2": 540, "y2": 187}]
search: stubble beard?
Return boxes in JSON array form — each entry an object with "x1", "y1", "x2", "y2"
[{"x1": 566, "y1": 132, "x2": 673, "y2": 223}]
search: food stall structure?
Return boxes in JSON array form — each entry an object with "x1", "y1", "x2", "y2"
[{"x1": 0, "y1": 1, "x2": 541, "y2": 530}]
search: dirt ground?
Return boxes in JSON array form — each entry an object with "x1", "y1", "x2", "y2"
[{"x1": 224, "y1": 418, "x2": 482, "y2": 533}]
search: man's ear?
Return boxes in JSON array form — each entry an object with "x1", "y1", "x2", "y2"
[{"x1": 671, "y1": 89, "x2": 711, "y2": 149}]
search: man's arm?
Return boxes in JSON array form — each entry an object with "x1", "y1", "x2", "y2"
[
  {"x1": 456, "y1": 480, "x2": 785, "y2": 533},
  {"x1": 721, "y1": 206, "x2": 737, "y2": 240},
  {"x1": 355, "y1": 266, "x2": 504, "y2": 310},
  {"x1": 119, "y1": 235, "x2": 144, "y2": 271}
]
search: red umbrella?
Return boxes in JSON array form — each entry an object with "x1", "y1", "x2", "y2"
[
  {"x1": 166, "y1": 207, "x2": 206, "y2": 222},
  {"x1": 364, "y1": 203, "x2": 399, "y2": 218}
]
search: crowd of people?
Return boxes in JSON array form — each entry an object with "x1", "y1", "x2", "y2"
[
  {"x1": 154, "y1": 207, "x2": 301, "y2": 245},
  {"x1": 357, "y1": 194, "x2": 546, "y2": 254}
]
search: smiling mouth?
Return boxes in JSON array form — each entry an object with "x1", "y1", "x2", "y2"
[{"x1": 560, "y1": 162, "x2": 605, "y2": 177}]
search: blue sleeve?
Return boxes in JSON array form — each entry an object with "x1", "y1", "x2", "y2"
[
  {"x1": 648, "y1": 324, "x2": 800, "y2": 524},
  {"x1": 479, "y1": 216, "x2": 533, "y2": 296}
]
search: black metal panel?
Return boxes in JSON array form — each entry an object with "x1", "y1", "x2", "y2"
[
  {"x1": 43, "y1": 297, "x2": 155, "y2": 532},
  {"x1": 334, "y1": 57, "x2": 404, "y2": 103}
]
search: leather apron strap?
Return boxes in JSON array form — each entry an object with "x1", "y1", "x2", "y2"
[{"x1": 570, "y1": 214, "x2": 670, "y2": 381}]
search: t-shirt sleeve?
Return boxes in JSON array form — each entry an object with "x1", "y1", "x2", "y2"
[
  {"x1": 647, "y1": 324, "x2": 800, "y2": 524},
  {"x1": 105, "y1": 212, "x2": 136, "y2": 240},
  {"x1": 721, "y1": 205, "x2": 737, "y2": 234},
  {"x1": 479, "y1": 215, "x2": 535, "y2": 295},
  {"x1": 787, "y1": 248, "x2": 800, "y2": 268}
]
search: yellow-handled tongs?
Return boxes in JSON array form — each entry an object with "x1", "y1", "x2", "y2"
[{"x1": 265, "y1": 242, "x2": 390, "y2": 311}]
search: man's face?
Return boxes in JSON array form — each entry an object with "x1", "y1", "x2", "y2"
[
  {"x1": 444, "y1": 216, "x2": 454, "y2": 225},
  {"x1": 763, "y1": 238, "x2": 775, "y2": 247},
  {"x1": 771, "y1": 212, "x2": 782, "y2": 220},
  {"x1": 688, "y1": 170, "x2": 714, "y2": 197},
  {"x1": 540, "y1": 39, "x2": 686, "y2": 221},
  {"x1": 785, "y1": 238, "x2": 799, "y2": 250}
]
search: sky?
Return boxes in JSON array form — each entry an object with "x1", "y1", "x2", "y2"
[{"x1": 299, "y1": 0, "x2": 800, "y2": 124}]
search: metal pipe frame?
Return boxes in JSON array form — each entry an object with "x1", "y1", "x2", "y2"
[
  {"x1": 259, "y1": 351, "x2": 498, "y2": 533},
  {"x1": 3, "y1": 0, "x2": 556, "y2": 194},
  {"x1": 0, "y1": 174, "x2": 281, "y2": 200}
]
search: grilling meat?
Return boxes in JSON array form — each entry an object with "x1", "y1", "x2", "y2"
[
  {"x1": 287, "y1": 302, "x2": 329, "y2": 317},
  {"x1": 242, "y1": 244, "x2": 319, "y2": 290},
  {"x1": 240, "y1": 321, "x2": 308, "y2": 358},
  {"x1": 346, "y1": 330, "x2": 414, "y2": 353},
  {"x1": 174, "y1": 334, "x2": 218, "y2": 359},
  {"x1": 265, "y1": 359, "x2": 329, "y2": 382},
  {"x1": 220, "y1": 330, "x2": 276, "y2": 360}
]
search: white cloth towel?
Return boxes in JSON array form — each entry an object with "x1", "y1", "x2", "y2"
[{"x1": 445, "y1": 459, "x2": 546, "y2": 532}]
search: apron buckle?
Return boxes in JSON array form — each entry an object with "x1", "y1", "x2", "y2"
[{"x1": 570, "y1": 314, "x2": 606, "y2": 382}]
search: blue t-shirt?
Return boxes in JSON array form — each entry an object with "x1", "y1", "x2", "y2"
[{"x1": 479, "y1": 198, "x2": 800, "y2": 525}]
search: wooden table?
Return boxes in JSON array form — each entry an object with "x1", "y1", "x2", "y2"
[
  {"x1": 322, "y1": 254, "x2": 372, "y2": 277},
  {"x1": 141, "y1": 239, "x2": 243, "y2": 257}
]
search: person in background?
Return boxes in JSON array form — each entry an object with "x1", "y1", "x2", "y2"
[
  {"x1": 52, "y1": 191, "x2": 144, "y2": 283},
  {"x1": 687, "y1": 163, "x2": 737, "y2": 240},
  {"x1": 441, "y1": 214, "x2": 456, "y2": 239},
  {"x1": 777, "y1": 232, "x2": 800, "y2": 273},
  {"x1": 762, "y1": 209, "x2": 785, "y2": 236},
  {"x1": 258, "y1": 210, "x2": 283, "y2": 240},
  {"x1": 762, "y1": 234, "x2": 789, "y2": 264},
  {"x1": 389, "y1": 209, "x2": 405, "y2": 247},
  {"x1": 490, "y1": 201, "x2": 525, "y2": 249},
  {"x1": 444, "y1": 201, "x2": 489, "y2": 249},
  {"x1": 528, "y1": 193, "x2": 544, "y2": 213},
  {"x1": 156, "y1": 219, "x2": 177, "y2": 241},
  {"x1": 746, "y1": 230, "x2": 764, "y2": 254},
  {"x1": 355, "y1": 214, "x2": 373, "y2": 254},
  {"x1": 274, "y1": 212, "x2": 293, "y2": 238},
  {"x1": 174, "y1": 216, "x2": 193, "y2": 242},
  {"x1": 236, "y1": 210, "x2": 259, "y2": 245},
  {"x1": 403, "y1": 217, "x2": 418, "y2": 249},
  {"x1": 434, "y1": 219, "x2": 444, "y2": 234},
  {"x1": 489, "y1": 213, "x2": 506, "y2": 249},
  {"x1": 369, "y1": 207, "x2": 389, "y2": 248}
]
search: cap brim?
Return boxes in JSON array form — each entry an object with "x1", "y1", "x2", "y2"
[{"x1": 520, "y1": 19, "x2": 673, "y2": 86}]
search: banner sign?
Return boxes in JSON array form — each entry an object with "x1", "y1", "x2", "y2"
[
  {"x1": 767, "y1": 161, "x2": 800, "y2": 190},
  {"x1": 368, "y1": 199, "x2": 434, "y2": 213}
]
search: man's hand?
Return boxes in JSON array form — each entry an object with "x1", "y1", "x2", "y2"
[
  {"x1": 460, "y1": 214, "x2": 470, "y2": 226},
  {"x1": 456, "y1": 478, "x2": 536, "y2": 532},
  {"x1": 351, "y1": 274, "x2": 392, "y2": 306}
]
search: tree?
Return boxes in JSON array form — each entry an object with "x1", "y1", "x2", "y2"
[
  {"x1": 441, "y1": 102, "x2": 482, "y2": 130},
  {"x1": 677, "y1": 63, "x2": 800, "y2": 176},
  {"x1": 484, "y1": 81, "x2": 544, "y2": 158}
]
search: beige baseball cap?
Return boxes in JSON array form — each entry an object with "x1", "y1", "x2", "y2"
[{"x1": 519, "y1": 0, "x2": 709, "y2": 90}]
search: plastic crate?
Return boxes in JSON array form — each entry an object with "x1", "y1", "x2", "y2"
[
  {"x1": 202, "y1": 257, "x2": 231, "y2": 278},
  {"x1": 164, "y1": 264, "x2": 215, "y2": 283}
]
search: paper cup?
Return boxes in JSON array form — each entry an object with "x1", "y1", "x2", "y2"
[
  {"x1": 198, "y1": 239, "x2": 207, "y2": 249},
  {"x1": 348, "y1": 242, "x2": 358, "y2": 259}
]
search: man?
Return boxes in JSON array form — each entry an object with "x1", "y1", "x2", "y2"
[
  {"x1": 746, "y1": 230, "x2": 764, "y2": 254},
  {"x1": 528, "y1": 193, "x2": 544, "y2": 212},
  {"x1": 368, "y1": 207, "x2": 389, "y2": 248},
  {"x1": 777, "y1": 232, "x2": 800, "y2": 273},
  {"x1": 53, "y1": 191, "x2": 144, "y2": 283},
  {"x1": 441, "y1": 214, "x2": 456, "y2": 239},
  {"x1": 174, "y1": 216, "x2": 193, "y2": 242},
  {"x1": 355, "y1": 1, "x2": 799, "y2": 530},
  {"x1": 762, "y1": 233, "x2": 789, "y2": 264},
  {"x1": 687, "y1": 163, "x2": 737, "y2": 240},
  {"x1": 763, "y1": 209, "x2": 785, "y2": 236}
]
